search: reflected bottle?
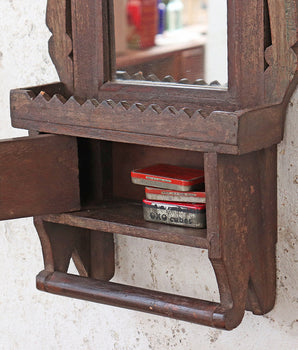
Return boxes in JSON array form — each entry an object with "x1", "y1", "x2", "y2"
[
  {"x1": 127, "y1": 0, "x2": 158, "y2": 49},
  {"x1": 166, "y1": 0, "x2": 183, "y2": 31},
  {"x1": 157, "y1": 0, "x2": 166, "y2": 34}
]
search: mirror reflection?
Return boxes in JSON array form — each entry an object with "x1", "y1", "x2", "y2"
[{"x1": 114, "y1": 0, "x2": 227, "y2": 86}]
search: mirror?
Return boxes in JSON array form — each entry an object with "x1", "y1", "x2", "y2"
[{"x1": 114, "y1": 0, "x2": 227, "y2": 86}]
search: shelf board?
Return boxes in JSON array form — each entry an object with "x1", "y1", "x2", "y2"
[
  {"x1": 11, "y1": 85, "x2": 284, "y2": 155},
  {"x1": 41, "y1": 200, "x2": 208, "y2": 249}
]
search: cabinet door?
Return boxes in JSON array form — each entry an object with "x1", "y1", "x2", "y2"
[{"x1": 0, "y1": 134, "x2": 80, "y2": 220}]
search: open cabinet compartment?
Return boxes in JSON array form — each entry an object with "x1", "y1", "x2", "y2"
[
  {"x1": 31, "y1": 138, "x2": 277, "y2": 330},
  {"x1": 44, "y1": 140, "x2": 208, "y2": 248}
]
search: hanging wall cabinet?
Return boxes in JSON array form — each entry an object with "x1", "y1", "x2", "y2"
[{"x1": 2, "y1": 0, "x2": 298, "y2": 330}]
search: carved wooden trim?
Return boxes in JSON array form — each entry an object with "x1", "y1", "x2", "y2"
[
  {"x1": 11, "y1": 85, "x2": 285, "y2": 155},
  {"x1": 46, "y1": 0, "x2": 74, "y2": 95},
  {"x1": 264, "y1": 0, "x2": 298, "y2": 104}
]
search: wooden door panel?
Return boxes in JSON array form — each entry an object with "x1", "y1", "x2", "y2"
[{"x1": 0, "y1": 134, "x2": 80, "y2": 220}]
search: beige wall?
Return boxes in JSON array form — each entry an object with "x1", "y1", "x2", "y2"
[{"x1": 0, "y1": 1, "x2": 297, "y2": 349}]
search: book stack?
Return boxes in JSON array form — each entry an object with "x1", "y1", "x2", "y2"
[{"x1": 131, "y1": 164, "x2": 206, "y2": 228}]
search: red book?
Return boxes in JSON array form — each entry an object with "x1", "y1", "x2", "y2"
[{"x1": 131, "y1": 163, "x2": 204, "y2": 191}]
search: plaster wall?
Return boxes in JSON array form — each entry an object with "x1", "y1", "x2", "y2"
[{"x1": 0, "y1": 1, "x2": 297, "y2": 349}]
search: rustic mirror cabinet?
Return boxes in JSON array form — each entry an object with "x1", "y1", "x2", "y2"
[{"x1": 2, "y1": 0, "x2": 297, "y2": 330}]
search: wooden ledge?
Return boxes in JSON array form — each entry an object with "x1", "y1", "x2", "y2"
[
  {"x1": 40, "y1": 200, "x2": 208, "y2": 249},
  {"x1": 10, "y1": 83, "x2": 284, "y2": 155}
]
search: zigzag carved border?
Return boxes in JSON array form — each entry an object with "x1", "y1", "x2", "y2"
[{"x1": 11, "y1": 88, "x2": 240, "y2": 146}]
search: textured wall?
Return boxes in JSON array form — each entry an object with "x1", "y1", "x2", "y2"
[{"x1": 0, "y1": 1, "x2": 297, "y2": 349}]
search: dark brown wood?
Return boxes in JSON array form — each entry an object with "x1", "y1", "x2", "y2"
[
  {"x1": 0, "y1": 134, "x2": 80, "y2": 220},
  {"x1": 10, "y1": 88, "x2": 239, "y2": 147},
  {"x1": 89, "y1": 230, "x2": 115, "y2": 280},
  {"x1": 227, "y1": 0, "x2": 265, "y2": 107},
  {"x1": 65, "y1": 0, "x2": 116, "y2": 283},
  {"x1": 264, "y1": 0, "x2": 297, "y2": 104},
  {"x1": 40, "y1": 200, "x2": 208, "y2": 249},
  {"x1": 112, "y1": 143, "x2": 204, "y2": 200},
  {"x1": 5, "y1": 0, "x2": 297, "y2": 330},
  {"x1": 245, "y1": 146, "x2": 277, "y2": 314},
  {"x1": 71, "y1": 0, "x2": 113, "y2": 97},
  {"x1": 10, "y1": 86, "x2": 288, "y2": 155},
  {"x1": 43, "y1": 0, "x2": 297, "y2": 110},
  {"x1": 205, "y1": 149, "x2": 277, "y2": 323},
  {"x1": 98, "y1": 81, "x2": 234, "y2": 112},
  {"x1": 238, "y1": 104, "x2": 283, "y2": 154},
  {"x1": 46, "y1": 0, "x2": 74, "y2": 95},
  {"x1": 36, "y1": 270, "x2": 228, "y2": 329},
  {"x1": 11, "y1": 114, "x2": 240, "y2": 155},
  {"x1": 34, "y1": 218, "x2": 115, "y2": 280},
  {"x1": 204, "y1": 153, "x2": 221, "y2": 259},
  {"x1": 78, "y1": 138, "x2": 113, "y2": 207}
]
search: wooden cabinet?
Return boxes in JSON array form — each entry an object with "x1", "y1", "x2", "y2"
[{"x1": 2, "y1": 0, "x2": 297, "y2": 330}]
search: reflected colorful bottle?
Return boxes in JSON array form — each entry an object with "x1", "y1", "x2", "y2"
[
  {"x1": 157, "y1": 0, "x2": 166, "y2": 34},
  {"x1": 166, "y1": 0, "x2": 183, "y2": 31},
  {"x1": 127, "y1": 0, "x2": 158, "y2": 49}
]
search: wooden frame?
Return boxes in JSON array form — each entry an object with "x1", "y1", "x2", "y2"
[
  {"x1": 4, "y1": 0, "x2": 298, "y2": 330},
  {"x1": 43, "y1": 0, "x2": 298, "y2": 109},
  {"x1": 10, "y1": 0, "x2": 297, "y2": 154}
]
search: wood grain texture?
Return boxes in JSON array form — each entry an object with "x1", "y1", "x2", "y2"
[
  {"x1": 11, "y1": 118, "x2": 239, "y2": 155},
  {"x1": 47, "y1": 0, "x2": 74, "y2": 95},
  {"x1": 264, "y1": 0, "x2": 297, "y2": 104},
  {"x1": 8, "y1": 0, "x2": 296, "y2": 330},
  {"x1": 40, "y1": 200, "x2": 208, "y2": 249},
  {"x1": 71, "y1": 0, "x2": 113, "y2": 97},
  {"x1": 227, "y1": 0, "x2": 265, "y2": 107},
  {"x1": 36, "y1": 270, "x2": 229, "y2": 328},
  {"x1": 10, "y1": 88, "x2": 239, "y2": 146},
  {"x1": 11, "y1": 87, "x2": 288, "y2": 155},
  {"x1": 0, "y1": 135, "x2": 80, "y2": 220},
  {"x1": 209, "y1": 150, "x2": 276, "y2": 322},
  {"x1": 245, "y1": 146, "x2": 277, "y2": 314},
  {"x1": 34, "y1": 219, "x2": 115, "y2": 280}
]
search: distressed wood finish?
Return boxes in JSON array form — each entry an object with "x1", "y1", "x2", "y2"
[
  {"x1": 264, "y1": 0, "x2": 297, "y2": 104},
  {"x1": 34, "y1": 219, "x2": 115, "y2": 280},
  {"x1": 10, "y1": 88, "x2": 239, "y2": 147},
  {"x1": 0, "y1": 135, "x2": 80, "y2": 220},
  {"x1": 71, "y1": 0, "x2": 114, "y2": 97},
  {"x1": 37, "y1": 270, "x2": 227, "y2": 328},
  {"x1": 205, "y1": 149, "x2": 277, "y2": 322},
  {"x1": 40, "y1": 201, "x2": 209, "y2": 249},
  {"x1": 227, "y1": 0, "x2": 265, "y2": 107},
  {"x1": 10, "y1": 86, "x2": 285, "y2": 155},
  {"x1": 4, "y1": 0, "x2": 297, "y2": 330},
  {"x1": 59, "y1": 0, "x2": 117, "y2": 282},
  {"x1": 46, "y1": 0, "x2": 73, "y2": 95}
]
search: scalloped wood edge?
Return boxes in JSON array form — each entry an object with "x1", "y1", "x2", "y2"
[{"x1": 115, "y1": 71, "x2": 226, "y2": 87}]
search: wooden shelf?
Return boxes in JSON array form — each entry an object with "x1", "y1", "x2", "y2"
[
  {"x1": 10, "y1": 84, "x2": 284, "y2": 155},
  {"x1": 41, "y1": 200, "x2": 208, "y2": 249},
  {"x1": 5, "y1": 0, "x2": 295, "y2": 331}
]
